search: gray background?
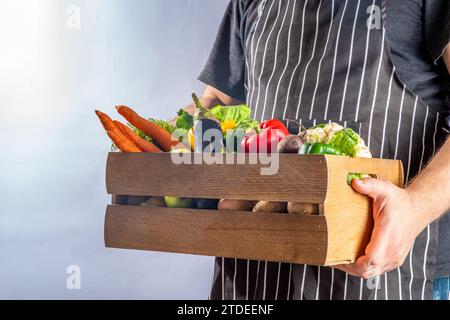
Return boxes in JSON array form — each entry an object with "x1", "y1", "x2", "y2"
[{"x1": 0, "y1": 0, "x2": 228, "y2": 299}]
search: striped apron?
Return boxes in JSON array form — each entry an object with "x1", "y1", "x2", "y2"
[{"x1": 210, "y1": 0, "x2": 448, "y2": 300}]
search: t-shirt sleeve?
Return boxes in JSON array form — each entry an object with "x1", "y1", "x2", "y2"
[
  {"x1": 198, "y1": 0, "x2": 246, "y2": 102},
  {"x1": 424, "y1": 0, "x2": 450, "y2": 64}
]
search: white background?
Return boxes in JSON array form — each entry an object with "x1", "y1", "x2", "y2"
[{"x1": 0, "y1": 0, "x2": 228, "y2": 299}]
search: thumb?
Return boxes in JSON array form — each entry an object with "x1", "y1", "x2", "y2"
[{"x1": 351, "y1": 177, "x2": 386, "y2": 200}]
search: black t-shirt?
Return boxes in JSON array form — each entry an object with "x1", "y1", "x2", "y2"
[
  {"x1": 199, "y1": 0, "x2": 450, "y2": 276},
  {"x1": 385, "y1": 0, "x2": 450, "y2": 113}
]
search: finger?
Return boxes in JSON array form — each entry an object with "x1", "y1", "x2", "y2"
[
  {"x1": 351, "y1": 178, "x2": 387, "y2": 200},
  {"x1": 337, "y1": 255, "x2": 382, "y2": 279},
  {"x1": 362, "y1": 225, "x2": 389, "y2": 268},
  {"x1": 357, "y1": 230, "x2": 388, "y2": 277},
  {"x1": 334, "y1": 265, "x2": 365, "y2": 278}
]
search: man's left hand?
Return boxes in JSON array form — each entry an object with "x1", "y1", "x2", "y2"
[{"x1": 335, "y1": 178, "x2": 426, "y2": 279}]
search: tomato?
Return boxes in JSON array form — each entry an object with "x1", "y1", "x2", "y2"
[
  {"x1": 241, "y1": 126, "x2": 288, "y2": 154},
  {"x1": 242, "y1": 134, "x2": 260, "y2": 153},
  {"x1": 260, "y1": 119, "x2": 289, "y2": 136},
  {"x1": 260, "y1": 127, "x2": 288, "y2": 153}
]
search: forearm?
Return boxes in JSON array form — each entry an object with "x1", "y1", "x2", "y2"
[
  {"x1": 407, "y1": 137, "x2": 450, "y2": 228},
  {"x1": 184, "y1": 85, "x2": 243, "y2": 114},
  {"x1": 408, "y1": 45, "x2": 450, "y2": 226}
]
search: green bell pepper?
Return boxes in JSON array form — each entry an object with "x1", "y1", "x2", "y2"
[
  {"x1": 300, "y1": 143, "x2": 364, "y2": 186},
  {"x1": 299, "y1": 143, "x2": 346, "y2": 155}
]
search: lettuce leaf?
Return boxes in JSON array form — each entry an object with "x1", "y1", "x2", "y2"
[
  {"x1": 327, "y1": 128, "x2": 360, "y2": 157},
  {"x1": 210, "y1": 105, "x2": 259, "y2": 132}
]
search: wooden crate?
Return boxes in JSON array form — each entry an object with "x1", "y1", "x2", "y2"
[{"x1": 104, "y1": 153, "x2": 403, "y2": 266}]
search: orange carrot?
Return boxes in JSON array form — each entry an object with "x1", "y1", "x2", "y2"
[
  {"x1": 116, "y1": 105, "x2": 177, "y2": 152},
  {"x1": 95, "y1": 110, "x2": 142, "y2": 152},
  {"x1": 107, "y1": 130, "x2": 142, "y2": 153},
  {"x1": 114, "y1": 120, "x2": 162, "y2": 153},
  {"x1": 95, "y1": 110, "x2": 116, "y2": 132}
]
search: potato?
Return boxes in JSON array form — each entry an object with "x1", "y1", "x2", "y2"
[
  {"x1": 252, "y1": 201, "x2": 287, "y2": 213},
  {"x1": 287, "y1": 202, "x2": 319, "y2": 215},
  {"x1": 218, "y1": 199, "x2": 256, "y2": 212}
]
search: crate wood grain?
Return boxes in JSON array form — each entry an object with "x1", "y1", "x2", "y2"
[
  {"x1": 104, "y1": 153, "x2": 403, "y2": 266},
  {"x1": 105, "y1": 205, "x2": 328, "y2": 265},
  {"x1": 106, "y1": 153, "x2": 329, "y2": 203}
]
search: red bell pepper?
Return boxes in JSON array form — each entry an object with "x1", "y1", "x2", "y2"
[
  {"x1": 260, "y1": 119, "x2": 288, "y2": 133},
  {"x1": 241, "y1": 119, "x2": 289, "y2": 153}
]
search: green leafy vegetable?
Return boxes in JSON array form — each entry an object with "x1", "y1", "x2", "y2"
[
  {"x1": 125, "y1": 120, "x2": 175, "y2": 150},
  {"x1": 130, "y1": 124, "x2": 153, "y2": 143},
  {"x1": 210, "y1": 104, "x2": 250, "y2": 122},
  {"x1": 176, "y1": 109, "x2": 194, "y2": 130},
  {"x1": 148, "y1": 118, "x2": 176, "y2": 134},
  {"x1": 237, "y1": 118, "x2": 260, "y2": 132},
  {"x1": 210, "y1": 105, "x2": 259, "y2": 132},
  {"x1": 304, "y1": 122, "x2": 373, "y2": 185},
  {"x1": 327, "y1": 128, "x2": 360, "y2": 157}
]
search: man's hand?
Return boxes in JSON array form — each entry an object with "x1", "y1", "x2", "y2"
[
  {"x1": 336, "y1": 132, "x2": 450, "y2": 279},
  {"x1": 170, "y1": 85, "x2": 242, "y2": 125},
  {"x1": 335, "y1": 178, "x2": 426, "y2": 279}
]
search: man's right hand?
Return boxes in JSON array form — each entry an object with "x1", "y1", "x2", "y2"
[{"x1": 170, "y1": 85, "x2": 243, "y2": 125}]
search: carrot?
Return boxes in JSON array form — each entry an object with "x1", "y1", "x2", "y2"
[
  {"x1": 95, "y1": 110, "x2": 116, "y2": 132},
  {"x1": 116, "y1": 105, "x2": 177, "y2": 152},
  {"x1": 95, "y1": 110, "x2": 142, "y2": 152},
  {"x1": 107, "y1": 130, "x2": 142, "y2": 153},
  {"x1": 114, "y1": 120, "x2": 162, "y2": 153}
]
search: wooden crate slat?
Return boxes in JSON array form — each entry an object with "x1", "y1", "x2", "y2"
[
  {"x1": 106, "y1": 153, "x2": 328, "y2": 203},
  {"x1": 105, "y1": 205, "x2": 329, "y2": 266}
]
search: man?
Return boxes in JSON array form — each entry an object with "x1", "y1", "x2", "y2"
[{"x1": 184, "y1": 0, "x2": 450, "y2": 299}]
